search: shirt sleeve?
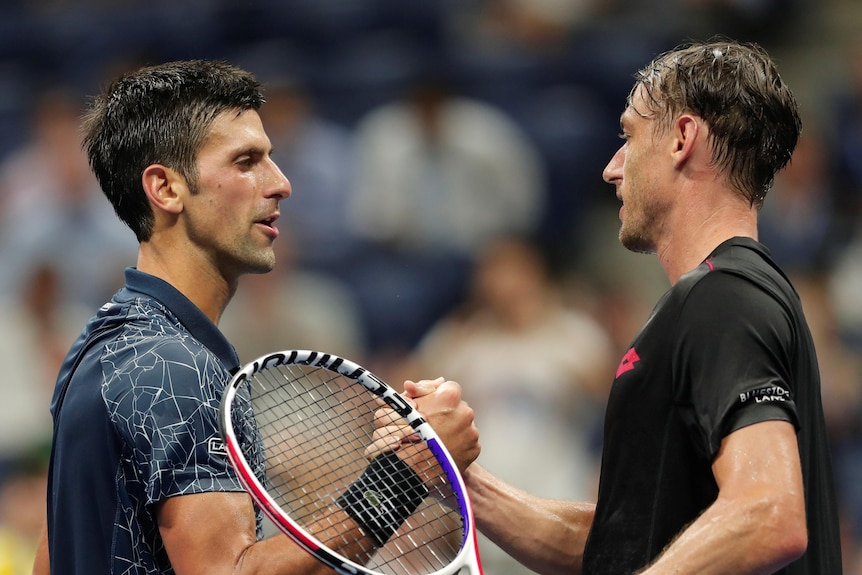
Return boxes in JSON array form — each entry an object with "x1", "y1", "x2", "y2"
[
  {"x1": 104, "y1": 336, "x2": 245, "y2": 505},
  {"x1": 673, "y1": 270, "x2": 799, "y2": 460}
]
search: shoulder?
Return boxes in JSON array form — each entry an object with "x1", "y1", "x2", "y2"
[
  {"x1": 643, "y1": 240, "x2": 800, "y2": 356},
  {"x1": 101, "y1": 299, "x2": 227, "y2": 407},
  {"x1": 674, "y1": 238, "x2": 797, "y2": 308}
]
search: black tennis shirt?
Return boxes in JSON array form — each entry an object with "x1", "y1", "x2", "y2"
[{"x1": 583, "y1": 237, "x2": 842, "y2": 574}]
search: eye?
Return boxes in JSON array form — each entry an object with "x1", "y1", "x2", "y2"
[{"x1": 235, "y1": 152, "x2": 262, "y2": 169}]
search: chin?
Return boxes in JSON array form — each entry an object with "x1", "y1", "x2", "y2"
[
  {"x1": 242, "y1": 254, "x2": 277, "y2": 275},
  {"x1": 619, "y1": 230, "x2": 656, "y2": 255},
  {"x1": 254, "y1": 261, "x2": 277, "y2": 274}
]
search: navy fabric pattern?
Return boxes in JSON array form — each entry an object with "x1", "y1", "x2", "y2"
[{"x1": 48, "y1": 269, "x2": 262, "y2": 574}]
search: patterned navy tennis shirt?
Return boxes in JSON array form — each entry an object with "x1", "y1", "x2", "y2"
[{"x1": 47, "y1": 268, "x2": 262, "y2": 574}]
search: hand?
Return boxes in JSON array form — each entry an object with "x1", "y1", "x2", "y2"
[
  {"x1": 406, "y1": 377, "x2": 481, "y2": 474},
  {"x1": 367, "y1": 377, "x2": 480, "y2": 474}
]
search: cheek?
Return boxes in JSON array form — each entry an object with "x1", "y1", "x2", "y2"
[
  {"x1": 623, "y1": 145, "x2": 658, "y2": 197},
  {"x1": 623, "y1": 143, "x2": 643, "y2": 175},
  {"x1": 203, "y1": 177, "x2": 247, "y2": 212}
]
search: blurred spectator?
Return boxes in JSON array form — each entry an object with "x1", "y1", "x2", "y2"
[
  {"x1": 757, "y1": 132, "x2": 845, "y2": 274},
  {"x1": 255, "y1": 75, "x2": 361, "y2": 277},
  {"x1": 351, "y1": 72, "x2": 544, "y2": 259},
  {"x1": 218, "y1": 234, "x2": 366, "y2": 365},
  {"x1": 0, "y1": 87, "x2": 137, "y2": 309},
  {"x1": 0, "y1": 262, "x2": 89, "y2": 484},
  {"x1": 446, "y1": 0, "x2": 600, "y2": 56},
  {"x1": 564, "y1": 203, "x2": 669, "y2": 354},
  {"x1": 828, "y1": 233, "x2": 862, "y2": 348},
  {"x1": 0, "y1": 88, "x2": 89, "y2": 220},
  {"x1": 348, "y1": 72, "x2": 546, "y2": 353},
  {"x1": 829, "y1": 39, "x2": 862, "y2": 228},
  {"x1": 793, "y1": 274, "x2": 862, "y2": 573},
  {"x1": 408, "y1": 237, "x2": 613, "y2": 574},
  {"x1": 0, "y1": 449, "x2": 47, "y2": 575}
]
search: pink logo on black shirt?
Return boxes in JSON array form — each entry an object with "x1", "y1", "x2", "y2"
[{"x1": 616, "y1": 347, "x2": 640, "y2": 378}]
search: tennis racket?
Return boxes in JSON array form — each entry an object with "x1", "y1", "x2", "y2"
[{"x1": 219, "y1": 349, "x2": 483, "y2": 575}]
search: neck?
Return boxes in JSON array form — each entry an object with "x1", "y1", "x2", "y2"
[
  {"x1": 655, "y1": 190, "x2": 758, "y2": 285},
  {"x1": 136, "y1": 244, "x2": 235, "y2": 325}
]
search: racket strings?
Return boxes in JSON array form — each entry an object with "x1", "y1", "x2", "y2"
[{"x1": 234, "y1": 364, "x2": 467, "y2": 575}]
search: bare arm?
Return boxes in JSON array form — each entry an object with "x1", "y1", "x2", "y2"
[
  {"x1": 159, "y1": 490, "x2": 374, "y2": 575},
  {"x1": 404, "y1": 379, "x2": 593, "y2": 575},
  {"x1": 161, "y1": 377, "x2": 481, "y2": 575},
  {"x1": 31, "y1": 518, "x2": 49, "y2": 575},
  {"x1": 465, "y1": 464, "x2": 594, "y2": 575},
  {"x1": 638, "y1": 420, "x2": 807, "y2": 575}
]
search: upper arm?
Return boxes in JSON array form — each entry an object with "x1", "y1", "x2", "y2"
[
  {"x1": 713, "y1": 419, "x2": 804, "y2": 508},
  {"x1": 636, "y1": 418, "x2": 808, "y2": 574},
  {"x1": 713, "y1": 420, "x2": 802, "y2": 500},
  {"x1": 712, "y1": 420, "x2": 807, "y2": 550},
  {"x1": 158, "y1": 491, "x2": 258, "y2": 575}
]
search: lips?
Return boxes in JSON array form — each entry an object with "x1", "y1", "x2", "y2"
[{"x1": 256, "y1": 213, "x2": 280, "y2": 237}]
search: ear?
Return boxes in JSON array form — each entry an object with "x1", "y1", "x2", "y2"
[
  {"x1": 671, "y1": 114, "x2": 700, "y2": 169},
  {"x1": 142, "y1": 164, "x2": 186, "y2": 216}
]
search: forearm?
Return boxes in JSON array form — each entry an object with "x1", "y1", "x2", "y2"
[
  {"x1": 465, "y1": 464, "x2": 594, "y2": 575},
  {"x1": 638, "y1": 491, "x2": 806, "y2": 575},
  {"x1": 161, "y1": 491, "x2": 377, "y2": 575},
  {"x1": 234, "y1": 519, "x2": 372, "y2": 575},
  {"x1": 32, "y1": 519, "x2": 49, "y2": 575}
]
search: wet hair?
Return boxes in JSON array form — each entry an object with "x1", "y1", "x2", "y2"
[
  {"x1": 629, "y1": 38, "x2": 801, "y2": 207},
  {"x1": 82, "y1": 60, "x2": 265, "y2": 241}
]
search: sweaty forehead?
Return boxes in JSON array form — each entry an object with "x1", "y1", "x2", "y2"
[
  {"x1": 620, "y1": 92, "x2": 651, "y2": 130},
  {"x1": 626, "y1": 84, "x2": 656, "y2": 118},
  {"x1": 203, "y1": 109, "x2": 267, "y2": 148}
]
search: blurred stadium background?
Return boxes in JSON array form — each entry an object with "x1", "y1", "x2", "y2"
[{"x1": 2, "y1": 0, "x2": 862, "y2": 572}]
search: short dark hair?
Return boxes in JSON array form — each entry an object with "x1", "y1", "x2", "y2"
[
  {"x1": 629, "y1": 38, "x2": 801, "y2": 207},
  {"x1": 82, "y1": 60, "x2": 265, "y2": 241}
]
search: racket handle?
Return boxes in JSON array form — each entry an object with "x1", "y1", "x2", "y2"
[{"x1": 336, "y1": 451, "x2": 429, "y2": 545}]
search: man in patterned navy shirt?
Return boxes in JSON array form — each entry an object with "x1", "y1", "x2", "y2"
[{"x1": 32, "y1": 60, "x2": 480, "y2": 575}]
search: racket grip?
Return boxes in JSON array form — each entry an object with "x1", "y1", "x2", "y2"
[{"x1": 336, "y1": 451, "x2": 429, "y2": 546}]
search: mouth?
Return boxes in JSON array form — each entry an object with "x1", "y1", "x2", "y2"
[{"x1": 255, "y1": 213, "x2": 280, "y2": 238}]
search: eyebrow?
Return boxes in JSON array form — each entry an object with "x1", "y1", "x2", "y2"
[
  {"x1": 619, "y1": 107, "x2": 637, "y2": 128},
  {"x1": 231, "y1": 143, "x2": 273, "y2": 158}
]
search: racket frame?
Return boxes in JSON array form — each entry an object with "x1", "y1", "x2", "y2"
[{"x1": 219, "y1": 349, "x2": 482, "y2": 575}]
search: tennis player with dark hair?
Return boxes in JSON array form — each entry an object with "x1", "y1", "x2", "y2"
[
  {"x1": 32, "y1": 59, "x2": 480, "y2": 575},
  {"x1": 406, "y1": 38, "x2": 843, "y2": 574}
]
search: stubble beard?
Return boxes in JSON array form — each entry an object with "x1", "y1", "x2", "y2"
[
  {"x1": 217, "y1": 237, "x2": 278, "y2": 281},
  {"x1": 618, "y1": 197, "x2": 660, "y2": 255},
  {"x1": 242, "y1": 245, "x2": 277, "y2": 275},
  {"x1": 619, "y1": 227, "x2": 656, "y2": 255}
]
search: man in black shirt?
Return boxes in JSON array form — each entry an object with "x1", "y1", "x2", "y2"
[{"x1": 408, "y1": 38, "x2": 842, "y2": 574}]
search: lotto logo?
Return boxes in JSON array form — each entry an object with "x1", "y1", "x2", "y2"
[{"x1": 616, "y1": 347, "x2": 641, "y2": 378}]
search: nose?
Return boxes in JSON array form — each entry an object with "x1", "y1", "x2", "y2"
[
  {"x1": 602, "y1": 145, "x2": 624, "y2": 186},
  {"x1": 267, "y1": 157, "x2": 292, "y2": 200}
]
